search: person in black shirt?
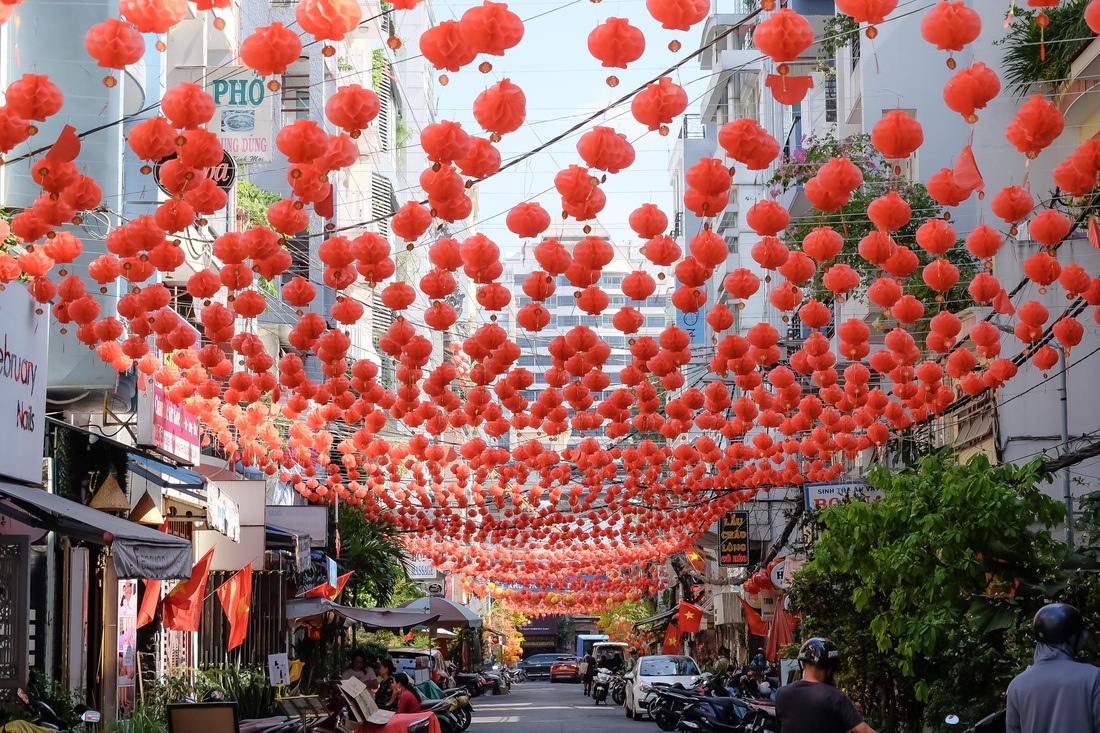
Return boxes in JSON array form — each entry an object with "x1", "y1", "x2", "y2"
[{"x1": 776, "y1": 638, "x2": 878, "y2": 733}]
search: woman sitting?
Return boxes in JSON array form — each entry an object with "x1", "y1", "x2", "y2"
[{"x1": 392, "y1": 673, "x2": 422, "y2": 715}]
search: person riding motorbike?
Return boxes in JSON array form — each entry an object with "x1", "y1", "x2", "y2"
[
  {"x1": 775, "y1": 638, "x2": 878, "y2": 733},
  {"x1": 1007, "y1": 603, "x2": 1100, "y2": 733}
]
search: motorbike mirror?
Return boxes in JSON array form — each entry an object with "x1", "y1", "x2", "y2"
[
  {"x1": 81, "y1": 711, "x2": 102, "y2": 724},
  {"x1": 945, "y1": 715, "x2": 960, "y2": 725}
]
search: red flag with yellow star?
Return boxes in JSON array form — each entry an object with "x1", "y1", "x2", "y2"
[
  {"x1": 677, "y1": 602, "x2": 702, "y2": 634},
  {"x1": 662, "y1": 623, "x2": 681, "y2": 654},
  {"x1": 216, "y1": 563, "x2": 252, "y2": 651}
]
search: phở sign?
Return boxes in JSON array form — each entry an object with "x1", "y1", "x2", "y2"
[{"x1": 207, "y1": 66, "x2": 273, "y2": 164}]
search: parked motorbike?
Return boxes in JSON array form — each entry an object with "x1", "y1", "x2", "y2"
[
  {"x1": 443, "y1": 687, "x2": 474, "y2": 731},
  {"x1": 610, "y1": 674, "x2": 627, "y2": 707},
  {"x1": 504, "y1": 667, "x2": 527, "y2": 685},
  {"x1": 8, "y1": 688, "x2": 100, "y2": 733},
  {"x1": 592, "y1": 668, "x2": 613, "y2": 705},
  {"x1": 453, "y1": 673, "x2": 486, "y2": 697},
  {"x1": 945, "y1": 711, "x2": 1006, "y2": 733},
  {"x1": 740, "y1": 700, "x2": 778, "y2": 733},
  {"x1": 417, "y1": 697, "x2": 461, "y2": 733},
  {"x1": 647, "y1": 679, "x2": 711, "y2": 731}
]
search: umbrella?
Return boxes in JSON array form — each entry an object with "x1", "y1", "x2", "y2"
[
  {"x1": 399, "y1": 596, "x2": 483, "y2": 628},
  {"x1": 286, "y1": 598, "x2": 441, "y2": 630}
]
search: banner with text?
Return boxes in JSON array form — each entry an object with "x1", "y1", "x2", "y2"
[
  {"x1": 0, "y1": 284, "x2": 48, "y2": 485},
  {"x1": 719, "y1": 510, "x2": 749, "y2": 567},
  {"x1": 207, "y1": 66, "x2": 273, "y2": 164}
]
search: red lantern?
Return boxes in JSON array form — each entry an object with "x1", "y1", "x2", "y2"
[
  {"x1": 646, "y1": 0, "x2": 709, "y2": 30},
  {"x1": 277, "y1": 119, "x2": 331, "y2": 164},
  {"x1": 916, "y1": 218, "x2": 957, "y2": 255},
  {"x1": 420, "y1": 20, "x2": 477, "y2": 72},
  {"x1": 631, "y1": 77, "x2": 688, "y2": 132},
  {"x1": 296, "y1": 0, "x2": 362, "y2": 42},
  {"x1": 1006, "y1": 95, "x2": 1064, "y2": 159},
  {"x1": 752, "y1": 9, "x2": 814, "y2": 66},
  {"x1": 161, "y1": 83, "x2": 215, "y2": 129},
  {"x1": 577, "y1": 126, "x2": 636, "y2": 173},
  {"x1": 943, "y1": 63, "x2": 1000, "y2": 123},
  {"x1": 456, "y1": 137, "x2": 501, "y2": 179},
  {"x1": 629, "y1": 204, "x2": 668, "y2": 238},
  {"x1": 176, "y1": 128, "x2": 224, "y2": 169},
  {"x1": 836, "y1": 0, "x2": 897, "y2": 34},
  {"x1": 643, "y1": 235, "x2": 681, "y2": 267},
  {"x1": 326, "y1": 85, "x2": 381, "y2": 135},
  {"x1": 119, "y1": 0, "x2": 187, "y2": 34},
  {"x1": 723, "y1": 269, "x2": 760, "y2": 300},
  {"x1": 1029, "y1": 209, "x2": 1072, "y2": 247},
  {"x1": 871, "y1": 110, "x2": 924, "y2": 160},
  {"x1": 718, "y1": 118, "x2": 781, "y2": 170},
  {"x1": 588, "y1": 18, "x2": 645, "y2": 69},
  {"x1": 921, "y1": 258, "x2": 959, "y2": 293},
  {"x1": 746, "y1": 200, "x2": 790, "y2": 236},
  {"x1": 129, "y1": 116, "x2": 176, "y2": 162},
  {"x1": 0, "y1": 106, "x2": 30, "y2": 154},
  {"x1": 823, "y1": 264, "x2": 860, "y2": 296},
  {"x1": 805, "y1": 157, "x2": 863, "y2": 212},
  {"x1": 459, "y1": 1, "x2": 524, "y2": 56},
  {"x1": 801, "y1": 226, "x2": 843, "y2": 262},
  {"x1": 473, "y1": 79, "x2": 526, "y2": 138},
  {"x1": 920, "y1": 1, "x2": 981, "y2": 56},
  {"x1": 391, "y1": 202, "x2": 433, "y2": 242},
  {"x1": 926, "y1": 168, "x2": 971, "y2": 207},
  {"x1": 506, "y1": 203, "x2": 551, "y2": 238},
  {"x1": 686, "y1": 158, "x2": 732, "y2": 196},
  {"x1": 867, "y1": 190, "x2": 911, "y2": 232},
  {"x1": 240, "y1": 23, "x2": 303, "y2": 76},
  {"x1": 5, "y1": 74, "x2": 64, "y2": 122},
  {"x1": 1088, "y1": 0, "x2": 1100, "y2": 33},
  {"x1": 751, "y1": 236, "x2": 790, "y2": 270},
  {"x1": 991, "y1": 185, "x2": 1033, "y2": 225},
  {"x1": 85, "y1": 18, "x2": 145, "y2": 71}
]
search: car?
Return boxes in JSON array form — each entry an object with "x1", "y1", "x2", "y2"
[
  {"x1": 518, "y1": 653, "x2": 577, "y2": 679},
  {"x1": 549, "y1": 657, "x2": 580, "y2": 683},
  {"x1": 622, "y1": 654, "x2": 702, "y2": 720}
]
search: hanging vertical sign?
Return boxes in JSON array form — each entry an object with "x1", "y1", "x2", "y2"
[
  {"x1": 719, "y1": 511, "x2": 750, "y2": 567},
  {"x1": 117, "y1": 580, "x2": 138, "y2": 714},
  {"x1": 207, "y1": 66, "x2": 273, "y2": 164}
]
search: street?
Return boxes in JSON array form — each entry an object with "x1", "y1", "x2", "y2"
[{"x1": 469, "y1": 681, "x2": 637, "y2": 733}]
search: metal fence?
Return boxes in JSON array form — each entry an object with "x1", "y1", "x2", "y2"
[{"x1": 199, "y1": 570, "x2": 288, "y2": 667}]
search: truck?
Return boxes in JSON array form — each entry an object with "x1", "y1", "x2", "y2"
[{"x1": 576, "y1": 634, "x2": 609, "y2": 657}]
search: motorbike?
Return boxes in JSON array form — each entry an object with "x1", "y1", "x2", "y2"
[
  {"x1": 647, "y1": 678, "x2": 712, "y2": 732},
  {"x1": 945, "y1": 711, "x2": 1006, "y2": 733},
  {"x1": 8, "y1": 689, "x2": 100, "y2": 733},
  {"x1": 443, "y1": 687, "x2": 474, "y2": 731},
  {"x1": 504, "y1": 667, "x2": 527, "y2": 685},
  {"x1": 453, "y1": 673, "x2": 486, "y2": 697},
  {"x1": 740, "y1": 700, "x2": 778, "y2": 733},
  {"x1": 592, "y1": 668, "x2": 613, "y2": 705},
  {"x1": 417, "y1": 697, "x2": 462, "y2": 733},
  {"x1": 610, "y1": 674, "x2": 627, "y2": 706}
]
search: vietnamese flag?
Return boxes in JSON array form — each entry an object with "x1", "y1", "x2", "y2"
[
  {"x1": 137, "y1": 519, "x2": 171, "y2": 628},
  {"x1": 304, "y1": 571, "x2": 353, "y2": 600},
  {"x1": 163, "y1": 548, "x2": 216, "y2": 632},
  {"x1": 739, "y1": 596, "x2": 769, "y2": 637},
  {"x1": 216, "y1": 563, "x2": 252, "y2": 651},
  {"x1": 662, "y1": 623, "x2": 681, "y2": 654},
  {"x1": 677, "y1": 602, "x2": 703, "y2": 634}
]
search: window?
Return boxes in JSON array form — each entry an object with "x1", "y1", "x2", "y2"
[
  {"x1": 282, "y1": 235, "x2": 310, "y2": 283},
  {"x1": 824, "y1": 69, "x2": 837, "y2": 123},
  {"x1": 281, "y1": 57, "x2": 310, "y2": 125},
  {"x1": 639, "y1": 657, "x2": 700, "y2": 677}
]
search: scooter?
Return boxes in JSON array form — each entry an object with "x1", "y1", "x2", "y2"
[
  {"x1": 740, "y1": 699, "x2": 779, "y2": 733},
  {"x1": 443, "y1": 687, "x2": 475, "y2": 731},
  {"x1": 610, "y1": 674, "x2": 627, "y2": 706},
  {"x1": 648, "y1": 680, "x2": 711, "y2": 731},
  {"x1": 677, "y1": 693, "x2": 750, "y2": 733},
  {"x1": 10, "y1": 689, "x2": 100, "y2": 733},
  {"x1": 592, "y1": 668, "x2": 612, "y2": 705}
]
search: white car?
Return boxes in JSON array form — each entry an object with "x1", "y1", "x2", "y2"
[{"x1": 623, "y1": 654, "x2": 703, "y2": 719}]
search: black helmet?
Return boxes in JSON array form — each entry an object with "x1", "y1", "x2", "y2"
[
  {"x1": 797, "y1": 638, "x2": 840, "y2": 671},
  {"x1": 1035, "y1": 603, "x2": 1087, "y2": 650}
]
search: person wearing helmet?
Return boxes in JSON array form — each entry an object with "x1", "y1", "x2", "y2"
[
  {"x1": 775, "y1": 638, "x2": 878, "y2": 733},
  {"x1": 1006, "y1": 603, "x2": 1100, "y2": 733}
]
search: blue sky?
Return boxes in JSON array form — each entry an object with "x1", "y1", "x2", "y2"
[{"x1": 430, "y1": 0, "x2": 720, "y2": 256}]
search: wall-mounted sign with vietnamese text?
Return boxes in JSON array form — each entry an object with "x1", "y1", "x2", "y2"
[
  {"x1": 0, "y1": 284, "x2": 48, "y2": 486},
  {"x1": 719, "y1": 510, "x2": 749, "y2": 567},
  {"x1": 137, "y1": 381, "x2": 201, "y2": 466},
  {"x1": 153, "y1": 150, "x2": 236, "y2": 195}
]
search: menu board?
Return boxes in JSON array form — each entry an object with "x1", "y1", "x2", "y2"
[{"x1": 719, "y1": 511, "x2": 749, "y2": 567}]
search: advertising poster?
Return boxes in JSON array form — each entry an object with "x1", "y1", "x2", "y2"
[{"x1": 117, "y1": 579, "x2": 138, "y2": 714}]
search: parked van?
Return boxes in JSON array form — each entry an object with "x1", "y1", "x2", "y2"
[{"x1": 591, "y1": 641, "x2": 630, "y2": 672}]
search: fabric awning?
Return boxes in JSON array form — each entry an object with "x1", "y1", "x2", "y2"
[
  {"x1": 285, "y1": 598, "x2": 441, "y2": 630},
  {"x1": 0, "y1": 482, "x2": 192, "y2": 580},
  {"x1": 632, "y1": 606, "x2": 679, "y2": 630},
  {"x1": 398, "y1": 596, "x2": 483, "y2": 628}
]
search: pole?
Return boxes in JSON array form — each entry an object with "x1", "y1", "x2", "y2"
[{"x1": 1061, "y1": 346, "x2": 1074, "y2": 546}]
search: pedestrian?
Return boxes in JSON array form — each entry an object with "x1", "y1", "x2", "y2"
[
  {"x1": 582, "y1": 651, "x2": 597, "y2": 696},
  {"x1": 376, "y1": 658, "x2": 399, "y2": 711},
  {"x1": 1006, "y1": 603, "x2": 1100, "y2": 733},
  {"x1": 775, "y1": 638, "x2": 877, "y2": 733},
  {"x1": 713, "y1": 646, "x2": 731, "y2": 678},
  {"x1": 342, "y1": 649, "x2": 379, "y2": 690},
  {"x1": 392, "y1": 672, "x2": 422, "y2": 714}
]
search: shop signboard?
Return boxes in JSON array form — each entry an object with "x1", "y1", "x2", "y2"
[
  {"x1": 207, "y1": 481, "x2": 241, "y2": 542},
  {"x1": 408, "y1": 554, "x2": 436, "y2": 580},
  {"x1": 207, "y1": 65, "x2": 274, "y2": 164},
  {"x1": 0, "y1": 284, "x2": 48, "y2": 486},
  {"x1": 803, "y1": 481, "x2": 883, "y2": 510},
  {"x1": 719, "y1": 510, "x2": 749, "y2": 567},
  {"x1": 137, "y1": 381, "x2": 201, "y2": 466}
]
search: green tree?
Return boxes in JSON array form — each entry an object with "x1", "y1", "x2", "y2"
[
  {"x1": 789, "y1": 449, "x2": 1064, "y2": 731},
  {"x1": 337, "y1": 509, "x2": 410, "y2": 608},
  {"x1": 597, "y1": 598, "x2": 656, "y2": 642},
  {"x1": 237, "y1": 180, "x2": 281, "y2": 229}
]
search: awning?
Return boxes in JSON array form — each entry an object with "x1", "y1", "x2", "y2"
[
  {"x1": 285, "y1": 598, "x2": 441, "y2": 630},
  {"x1": 0, "y1": 482, "x2": 192, "y2": 580},
  {"x1": 128, "y1": 455, "x2": 206, "y2": 505},
  {"x1": 632, "y1": 606, "x2": 679, "y2": 630}
]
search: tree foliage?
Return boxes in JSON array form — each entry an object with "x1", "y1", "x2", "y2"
[
  {"x1": 998, "y1": 0, "x2": 1092, "y2": 97},
  {"x1": 336, "y1": 509, "x2": 410, "y2": 608},
  {"x1": 789, "y1": 449, "x2": 1064, "y2": 731},
  {"x1": 596, "y1": 598, "x2": 657, "y2": 644}
]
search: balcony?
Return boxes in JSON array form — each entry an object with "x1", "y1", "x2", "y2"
[{"x1": 1058, "y1": 37, "x2": 1100, "y2": 140}]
